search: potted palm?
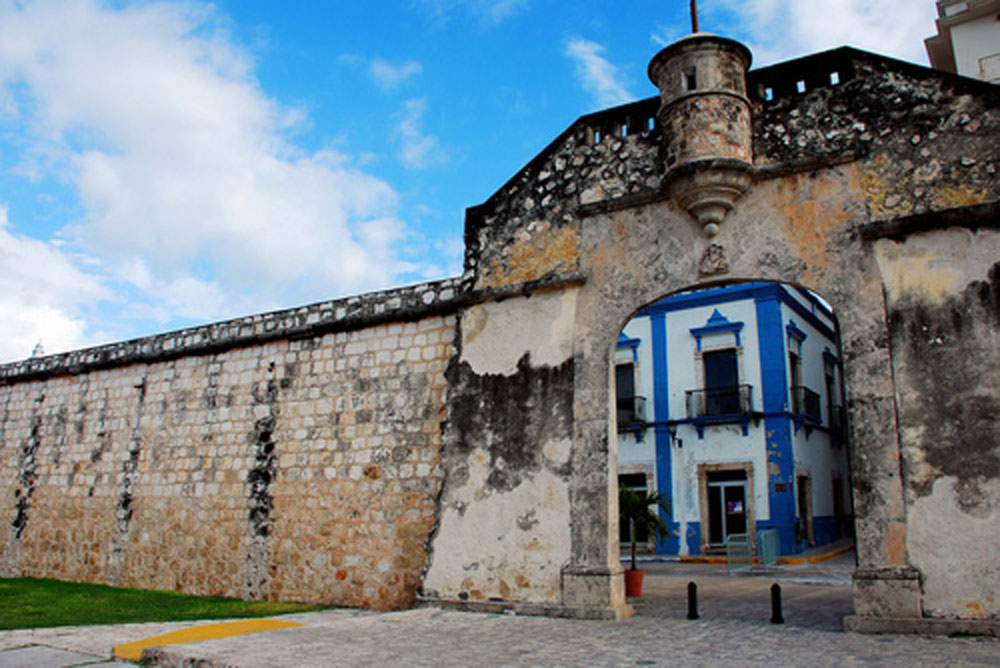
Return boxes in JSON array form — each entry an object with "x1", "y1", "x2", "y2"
[{"x1": 619, "y1": 483, "x2": 671, "y2": 597}]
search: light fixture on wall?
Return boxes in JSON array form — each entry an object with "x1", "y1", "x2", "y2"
[{"x1": 668, "y1": 423, "x2": 682, "y2": 448}]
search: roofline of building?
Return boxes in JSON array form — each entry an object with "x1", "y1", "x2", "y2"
[
  {"x1": 632, "y1": 281, "x2": 837, "y2": 343},
  {"x1": 467, "y1": 45, "x2": 996, "y2": 222}
]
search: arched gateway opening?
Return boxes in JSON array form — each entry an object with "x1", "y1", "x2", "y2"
[{"x1": 611, "y1": 280, "x2": 854, "y2": 573}]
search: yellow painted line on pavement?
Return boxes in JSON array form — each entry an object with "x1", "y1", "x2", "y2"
[
  {"x1": 675, "y1": 543, "x2": 854, "y2": 566},
  {"x1": 776, "y1": 542, "x2": 854, "y2": 565},
  {"x1": 678, "y1": 555, "x2": 728, "y2": 564},
  {"x1": 113, "y1": 618, "x2": 304, "y2": 662}
]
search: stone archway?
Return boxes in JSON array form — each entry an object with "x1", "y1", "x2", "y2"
[{"x1": 562, "y1": 187, "x2": 906, "y2": 617}]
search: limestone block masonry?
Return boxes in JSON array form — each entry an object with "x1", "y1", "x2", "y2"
[{"x1": 0, "y1": 280, "x2": 460, "y2": 609}]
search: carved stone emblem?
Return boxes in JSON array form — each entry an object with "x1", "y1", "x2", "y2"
[{"x1": 699, "y1": 243, "x2": 730, "y2": 276}]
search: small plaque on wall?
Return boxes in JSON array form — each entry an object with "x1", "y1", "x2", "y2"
[{"x1": 774, "y1": 483, "x2": 787, "y2": 492}]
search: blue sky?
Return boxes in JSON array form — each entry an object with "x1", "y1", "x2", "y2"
[{"x1": 0, "y1": 0, "x2": 938, "y2": 362}]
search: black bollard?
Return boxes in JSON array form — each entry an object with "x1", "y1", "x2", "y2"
[
  {"x1": 687, "y1": 581, "x2": 699, "y2": 620},
  {"x1": 770, "y1": 583, "x2": 784, "y2": 624}
]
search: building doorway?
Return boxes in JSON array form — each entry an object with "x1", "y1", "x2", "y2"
[
  {"x1": 618, "y1": 472, "x2": 651, "y2": 546},
  {"x1": 797, "y1": 474, "x2": 815, "y2": 547},
  {"x1": 832, "y1": 476, "x2": 846, "y2": 541},
  {"x1": 707, "y1": 470, "x2": 748, "y2": 546}
]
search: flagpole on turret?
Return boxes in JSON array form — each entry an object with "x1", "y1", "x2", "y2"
[{"x1": 690, "y1": 0, "x2": 699, "y2": 33}]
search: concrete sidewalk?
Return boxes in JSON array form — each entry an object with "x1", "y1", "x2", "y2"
[{"x1": 2, "y1": 553, "x2": 997, "y2": 667}]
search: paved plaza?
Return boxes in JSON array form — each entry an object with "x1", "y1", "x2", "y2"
[{"x1": 1, "y1": 554, "x2": 997, "y2": 667}]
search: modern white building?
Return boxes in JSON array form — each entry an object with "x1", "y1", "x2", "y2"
[
  {"x1": 616, "y1": 282, "x2": 852, "y2": 556},
  {"x1": 925, "y1": 0, "x2": 1000, "y2": 83}
]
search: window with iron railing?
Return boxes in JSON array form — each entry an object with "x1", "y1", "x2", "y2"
[
  {"x1": 686, "y1": 384, "x2": 753, "y2": 418},
  {"x1": 617, "y1": 395, "x2": 647, "y2": 432},
  {"x1": 791, "y1": 385, "x2": 821, "y2": 422}
]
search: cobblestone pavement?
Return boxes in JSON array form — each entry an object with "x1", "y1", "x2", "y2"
[
  {"x1": 145, "y1": 606, "x2": 999, "y2": 668},
  {"x1": 2, "y1": 554, "x2": 997, "y2": 667}
]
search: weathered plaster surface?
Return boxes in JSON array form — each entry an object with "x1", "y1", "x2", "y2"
[
  {"x1": 423, "y1": 289, "x2": 577, "y2": 604},
  {"x1": 459, "y1": 289, "x2": 578, "y2": 375},
  {"x1": 909, "y1": 476, "x2": 1000, "y2": 618},
  {"x1": 877, "y1": 227, "x2": 1000, "y2": 619},
  {"x1": 875, "y1": 227, "x2": 999, "y2": 303}
]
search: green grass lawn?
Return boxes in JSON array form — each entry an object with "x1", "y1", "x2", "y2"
[{"x1": 0, "y1": 577, "x2": 328, "y2": 630}]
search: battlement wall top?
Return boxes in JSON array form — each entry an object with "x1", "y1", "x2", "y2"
[{"x1": 0, "y1": 277, "x2": 464, "y2": 383}]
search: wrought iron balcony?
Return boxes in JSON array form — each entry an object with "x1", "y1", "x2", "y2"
[
  {"x1": 617, "y1": 395, "x2": 647, "y2": 432},
  {"x1": 685, "y1": 385, "x2": 753, "y2": 418},
  {"x1": 791, "y1": 386, "x2": 821, "y2": 422}
]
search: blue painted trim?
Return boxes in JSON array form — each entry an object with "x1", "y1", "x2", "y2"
[
  {"x1": 779, "y1": 290, "x2": 835, "y2": 342},
  {"x1": 822, "y1": 347, "x2": 839, "y2": 365},
  {"x1": 657, "y1": 410, "x2": 841, "y2": 436},
  {"x1": 616, "y1": 334, "x2": 641, "y2": 362},
  {"x1": 687, "y1": 415, "x2": 753, "y2": 439},
  {"x1": 785, "y1": 319, "x2": 808, "y2": 342},
  {"x1": 650, "y1": 313, "x2": 677, "y2": 554},
  {"x1": 660, "y1": 521, "x2": 702, "y2": 556},
  {"x1": 792, "y1": 285, "x2": 837, "y2": 324},
  {"x1": 756, "y1": 296, "x2": 790, "y2": 414},
  {"x1": 638, "y1": 282, "x2": 835, "y2": 342},
  {"x1": 755, "y1": 295, "x2": 798, "y2": 555},
  {"x1": 812, "y1": 516, "x2": 844, "y2": 547},
  {"x1": 684, "y1": 521, "x2": 701, "y2": 555},
  {"x1": 791, "y1": 418, "x2": 816, "y2": 438},
  {"x1": 689, "y1": 309, "x2": 744, "y2": 351}
]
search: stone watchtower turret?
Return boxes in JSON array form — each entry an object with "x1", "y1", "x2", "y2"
[{"x1": 648, "y1": 33, "x2": 753, "y2": 237}]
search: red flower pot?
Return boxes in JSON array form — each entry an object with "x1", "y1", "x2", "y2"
[{"x1": 624, "y1": 568, "x2": 645, "y2": 597}]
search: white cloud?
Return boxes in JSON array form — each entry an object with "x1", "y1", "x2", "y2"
[
  {"x1": 564, "y1": 38, "x2": 634, "y2": 109},
  {"x1": 713, "y1": 0, "x2": 937, "y2": 66},
  {"x1": 651, "y1": 21, "x2": 685, "y2": 49},
  {"x1": 475, "y1": 0, "x2": 527, "y2": 24},
  {"x1": 393, "y1": 98, "x2": 447, "y2": 170},
  {"x1": 415, "y1": 0, "x2": 529, "y2": 25},
  {"x1": 0, "y1": 207, "x2": 107, "y2": 362},
  {"x1": 0, "y1": 0, "x2": 424, "y2": 351},
  {"x1": 370, "y1": 59, "x2": 423, "y2": 92}
]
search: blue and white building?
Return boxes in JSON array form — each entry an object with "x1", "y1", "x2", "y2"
[{"x1": 616, "y1": 282, "x2": 852, "y2": 556}]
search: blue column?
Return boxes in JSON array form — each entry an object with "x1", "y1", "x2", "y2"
[
  {"x1": 650, "y1": 312, "x2": 677, "y2": 553},
  {"x1": 755, "y1": 295, "x2": 797, "y2": 555}
]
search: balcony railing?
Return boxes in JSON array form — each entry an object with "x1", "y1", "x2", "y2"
[
  {"x1": 617, "y1": 395, "x2": 647, "y2": 432},
  {"x1": 686, "y1": 385, "x2": 753, "y2": 418},
  {"x1": 791, "y1": 386, "x2": 821, "y2": 422}
]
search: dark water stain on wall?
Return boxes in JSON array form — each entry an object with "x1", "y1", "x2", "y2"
[
  {"x1": 117, "y1": 379, "x2": 148, "y2": 532},
  {"x1": 889, "y1": 262, "x2": 1000, "y2": 511},
  {"x1": 108, "y1": 376, "x2": 148, "y2": 583},
  {"x1": 12, "y1": 396, "x2": 44, "y2": 540},
  {"x1": 244, "y1": 364, "x2": 281, "y2": 599},
  {"x1": 50, "y1": 406, "x2": 68, "y2": 467},
  {"x1": 444, "y1": 353, "x2": 574, "y2": 493}
]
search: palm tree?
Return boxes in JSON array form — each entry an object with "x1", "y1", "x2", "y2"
[{"x1": 619, "y1": 484, "x2": 671, "y2": 571}]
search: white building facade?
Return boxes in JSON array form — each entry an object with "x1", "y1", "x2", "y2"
[
  {"x1": 925, "y1": 0, "x2": 1000, "y2": 83},
  {"x1": 616, "y1": 282, "x2": 852, "y2": 556}
]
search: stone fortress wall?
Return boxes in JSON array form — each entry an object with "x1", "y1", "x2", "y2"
[{"x1": 1, "y1": 280, "x2": 459, "y2": 609}]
